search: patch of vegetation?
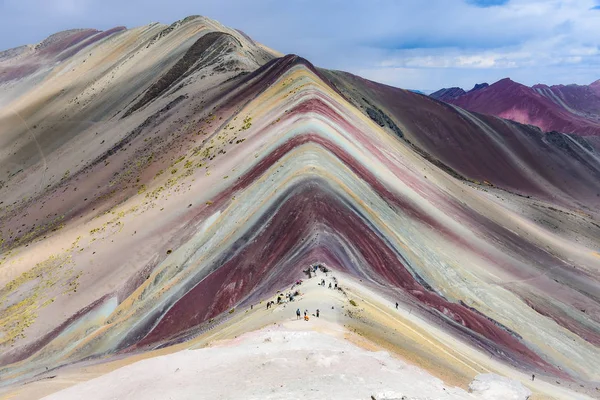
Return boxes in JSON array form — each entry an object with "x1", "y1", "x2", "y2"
[
  {"x1": 241, "y1": 116, "x2": 252, "y2": 130},
  {"x1": 0, "y1": 243, "x2": 82, "y2": 346}
]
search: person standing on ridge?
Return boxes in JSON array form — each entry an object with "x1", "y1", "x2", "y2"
[
  {"x1": 296, "y1": 308, "x2": 301, "y2": 320},
  {"x1": 316, "y1": 309, "x2": 320, "y2": 318},
  {"x1": 395, "y1": 302, "x2": 398, "y2": 309},
  {"x1": 532, "y1": 374, "x2": 535, "y2": 382}
]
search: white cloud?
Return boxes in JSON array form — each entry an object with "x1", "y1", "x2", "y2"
[{"x1": 344, "y1": 0, "x2": 600, "y2": 88}]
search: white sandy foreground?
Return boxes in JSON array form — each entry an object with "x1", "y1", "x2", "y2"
[
  {"x1": 7, "y1": 269, "x2": 588, "y2": 400},
  {"x1": 42, "y1": 322, "x2": 530, "y2": 400}
]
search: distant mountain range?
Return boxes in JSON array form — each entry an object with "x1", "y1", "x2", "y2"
[{"x1": 431, "y1": 78, "x2": 600, "y2": 136}]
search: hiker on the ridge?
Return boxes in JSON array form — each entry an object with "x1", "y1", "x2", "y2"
[
  {"x1": 316, "y1": 309, "x2": 320, "y2": 318},
  {"x1": 395, "y1": 302, "x2": 398, "y2": 309},
  {"x1": 328, "y1": 282, "x2": 332, "y2": 289},
  {"x1": 532, "y1": 374, "x2": 535, "y2": 382},
  {"x1": 296, "y1": 308, "x2": 301, "y2": 319}
]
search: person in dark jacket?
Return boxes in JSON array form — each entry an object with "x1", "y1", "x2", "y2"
[{"x1": 296, "y1": 308, "x2": 301, "y2": 319}]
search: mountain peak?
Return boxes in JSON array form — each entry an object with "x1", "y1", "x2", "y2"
[
  {"x1": 469, "y1": 82, "x2": 488, "y2": 93},
  {"x1": 494, "y1": 77, "x2": 518, "y2": 86},
  {"x1": 589, "y1": 79, "x2": 600, "y2": 96},
  {"x1": 490, "y1": 77, "x2": 532, "y2": 93},
  {"x1": 429, "y1": 87, "x2": 466, "y2": 101}
]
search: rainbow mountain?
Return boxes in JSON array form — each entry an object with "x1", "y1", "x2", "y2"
[{"x1": 0, "y1": 15, "x2": 599, "y2": 399}]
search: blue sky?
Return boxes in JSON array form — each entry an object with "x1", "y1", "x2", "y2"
[{"x1": 1, "y1": 0, "x2": 599, "y2": 90}]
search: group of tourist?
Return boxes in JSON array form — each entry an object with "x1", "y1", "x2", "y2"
[{"x1": 296, "y1": 308, "x2": 320, "y2": 321}]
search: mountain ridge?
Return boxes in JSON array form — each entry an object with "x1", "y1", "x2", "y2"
[{"x1": 431, "y1": 76, "x2": 600, "y2": 137}]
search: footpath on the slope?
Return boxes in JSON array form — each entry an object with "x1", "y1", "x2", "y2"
[
  {"x1": 3, "y1": 266, "x2": 590, "y2": 400},
  {"x1": 35, "y1": 266, "x2": 535, "y2": 400}
]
